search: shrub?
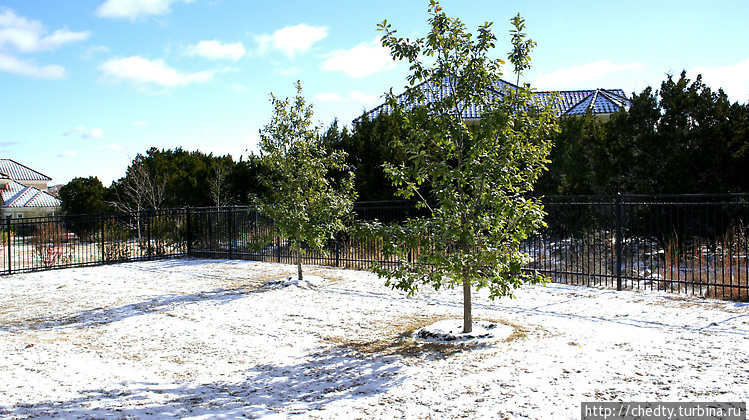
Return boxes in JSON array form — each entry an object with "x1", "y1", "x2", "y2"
[{"x1": 31, "y1": 223, "x2": 73, "y2": 268}]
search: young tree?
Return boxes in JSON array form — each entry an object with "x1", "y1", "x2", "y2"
[
  {"x1": 209, "y1": 162, "x2": 231, "y2": 207},
  {"x1": 374, "y1": 2, "x2": 559, "y2": 333},
  {"x1": 109, "y1": 157, "x2": 166, "y2": 214},
  {"x1": 256, "y1": 81, "x2": 356, "y2": 280}
]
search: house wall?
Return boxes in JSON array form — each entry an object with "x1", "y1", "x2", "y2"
[
  {"x1": 0, "y1": 207, "x2": 58, "y2": 220},
  {"x1": 19, "y1": 180, "x2": 50, "y2": 190}
]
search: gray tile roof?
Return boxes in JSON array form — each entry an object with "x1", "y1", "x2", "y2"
[
  {"x1": 1, "y1": 181, "x2": 61, "y2": 209},
  {"x1": 0, "y1": 159, "x2": 52, "y2": 182},
  {"x1": 362, "y1": 78, "x2": 631, "y2": 121},
  {"x1": 537, "y1": 88, "x2": 631, "y2": 116}
]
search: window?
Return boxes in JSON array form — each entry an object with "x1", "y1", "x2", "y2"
[{"x1": 16, "y1": 213, "x2": 23, "y2": 219}]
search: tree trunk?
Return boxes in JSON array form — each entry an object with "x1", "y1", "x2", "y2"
[
  {"x1": 460, "y1": 241, "x2": 472, "y2": 333},
  {"x1": 463, "y1": 276, "x2": 472, "y2": 333},
  {"x1": 296, "y1": 231, "x2": 303, "y2": 281}
]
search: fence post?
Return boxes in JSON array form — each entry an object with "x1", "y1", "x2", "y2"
[
  {"x1": 335, "y1": 237, "x2": 340, "y2": 267},
  {"x1": 207, "y1": 209, "x2": 213, "y2": 254},
  {"x1": 147, "y1": 210, "x2": 152, "y2": 260},
  {"x1": 186, "y1": 208, "x2": 192, "y2": 256},
  {"x1": 615, "y1": 193, "x2": 623, "y2": 291},
  {"x1": 227, "y1": 207, "x2": 234, "y2": 260},
  {"x1": 6, "y1": 215, "x2": 11, "y2": 275},
  {"x1": 276, "y1": 234, "x2": 281, "y2": 263},
  {"x1": 100, "y1": 213, "x2": 105, "y2": 263}
]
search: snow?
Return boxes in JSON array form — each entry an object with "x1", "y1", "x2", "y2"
[
  {"x1": 0, "y1": 258, "x2": 747, "y2": 419},
  {"x1": 414, "y1": 320, "x2": 513, "y2": 344}
]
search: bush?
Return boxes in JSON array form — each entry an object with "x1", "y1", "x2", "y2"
[{"x1": 31, "y1": 223, "x2": 73, "y2": 268}]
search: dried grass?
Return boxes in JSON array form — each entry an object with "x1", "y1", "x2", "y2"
[
  {"x1": 326, "y1": 314, "x2": 525, "y2": 359},
  {"x1": 660, "y1": 224, "x2": 748, "y2": 301}
]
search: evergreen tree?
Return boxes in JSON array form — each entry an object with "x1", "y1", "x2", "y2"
[
  {"x1": 537, "y1": 71, "x2": 749, "y2": 195},
  {"x1": 332, "y1": 112, "x2": 408, "y2": 201},
  {"x1": 59, "y1": 176, "x2": 110, "y2": 215}
]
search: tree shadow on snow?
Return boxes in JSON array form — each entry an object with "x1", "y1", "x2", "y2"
[
  {"x1": 0, "y1": 344, "x2": 405, "y2": 419},
  {"x1": 0, "y1": 284, "x2": 267, "y2": 333}
]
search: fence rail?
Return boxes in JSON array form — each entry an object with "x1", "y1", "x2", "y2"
[
  {"x1": 529, "y1": 194, "x2": 749, "y2": 301},
  {"x1": 1, "y1": 209, "x2": 188, "y2": 274},
  {"x1": 2, "y1": 194, "x2": 747, "y2": 301}
]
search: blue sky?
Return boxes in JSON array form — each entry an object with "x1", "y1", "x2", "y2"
[{"x1": 2, "y1": 0, "x2": 748, "y2": 186}]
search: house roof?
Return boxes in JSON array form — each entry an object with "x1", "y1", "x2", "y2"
[
  {"x1": 1, "y1": 181, "x2": 61, "y2": 209},
  {"x1": 0, "y1": 159, "x2": 52, "y2": 182},
  {"x1": 361, "y1": 78, "x2": 631, "y2": 121},
  {"x1": 536, "y1": 88, "x2": 631, "y2": 116}
]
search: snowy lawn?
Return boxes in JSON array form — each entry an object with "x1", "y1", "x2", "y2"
[{"x1": 0, "y1": 258, "x2": 747, "y2": 419}]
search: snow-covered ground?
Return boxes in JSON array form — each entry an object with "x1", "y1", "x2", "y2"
[{"x1": 0, "y1": 258, "x2": 747, "y2": 419}]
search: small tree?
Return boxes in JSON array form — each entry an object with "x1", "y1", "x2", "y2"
[
  {"x1": 374, "y1": 1, "x2": 559, "y2": 333},
  {"x1": 209, "y1": 162, "x2": 231, "y2": 207},
  {"x1": 256, "y1": 81, "x2": 356, "y2": 280},
  {"x1": 109, "y1": 157, "x2": 166, "y2": 215}
]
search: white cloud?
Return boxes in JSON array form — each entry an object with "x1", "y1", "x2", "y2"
[
  {"x1": 36, "y1": 29, "x2": 90, "y2": 51},
  {"x1": 58, "y1": 150, "x2": 77, "y2": 157},
  {"x1": 688, "y1": 58, "x2": 749, "y2": 104},
  {"x1": 63, "y1": 126, "x2": 105, "y2": 139},
  {"x1": 0, "y1": 52, "x2": 66, "y2": 79},
  {"x1": 83, "y1": 128, "x2": 104, "y2": 139},
  {"x1": 534, "y1": 60, "x2": 646, "y2": 89},
  {"x1": 95, "y1": 0, "x2": 194, "y2": 20},
  {"x1": 240, "y1": 132, "x2": 261, "y2": 155},
  {"x1": 314, "y1": 90, "x2": 381, "y2": 106},
  {"x1": 350, "y1": 90, "x2": 380, "y2": 105},
  {"x1": 99, "y1": 56, "x2": 214, "y2": 87},
  {"x1": 0, "y1": 9, "x2": 90, "y2": 52},
  {"x1": 255, "y1": 24, "x2": 328, "y2": 59},
  {"x1": 314, "y1": 92, "x2": 344, "y2": 102},
  {"x1": 63, "y1": 126, "x2": 86, "y2": 136},
  {"x1": 133, "y1": 120, "x2": 148, "y2": 126},
  {"x1": 0, "y1": 9, "x2": 88, "y2": 79},
  {"x1": 98, "y1": 144, "x2": 124, "y2": 151},
  {"x1": 273, "y1": 66, "x2": 301, "y2": 77},
  {"x1": 82, "y1": 45, "x2": 110, "y2": 59},
  {"x1": 321, "y1": 38, "x2": 396, "y2": 78},
  {"x1": 184, "y1": 40, "x2": 245, "y2": 61}
]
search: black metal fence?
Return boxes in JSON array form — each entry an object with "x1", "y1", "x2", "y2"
[
  {"x1": 528, "y1": 194, "x2": 749, "y2": 301},
  {"x1": 2, "y1": 195, "x2": 748, "y2": 301},
  {"x1": 1, "y1": 209, "x2": 189, "y2": 274}
]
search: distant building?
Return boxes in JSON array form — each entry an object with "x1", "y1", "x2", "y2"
[
  {"x1": 362, "y1": 78, "x2": 631, "y2": 121},
  {"x1": 0, "y1": 159, "x2": 61, "y2": 219}
]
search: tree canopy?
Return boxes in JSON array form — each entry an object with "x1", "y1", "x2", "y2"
[
  {"x1": 371, "y1": 1, "x2": 559, "y2": 333},
  {"x1": 256, "y1": 81, "x2": 356, "y2": 280},
  {"x1": 58, "y1": 176, "x2": 110, "y2": 215}
]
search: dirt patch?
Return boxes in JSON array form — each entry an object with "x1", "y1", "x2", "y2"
[{"x1": 326, "y1": 315, "x2": 528, "y2": 359}]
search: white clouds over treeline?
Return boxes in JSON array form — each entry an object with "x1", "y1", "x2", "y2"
[
  {"x1": 533, "y1": 58, "x2": 749, "y2": 104},
  {"x1": 689, "y1": 58, "x2": 749, "y2": 104},
  {"x1": 534, "y1": 60, "x2": 646, "y2": 89},
  {"x1": 321, "y1": 38, "x2": 395, "y2": 78},
  {"x1": 0, "y1": 8, "x2": 89, "y2": 79},
  {"x1": 0, "y1": 1, "x2": 399, "y2": 96}
]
